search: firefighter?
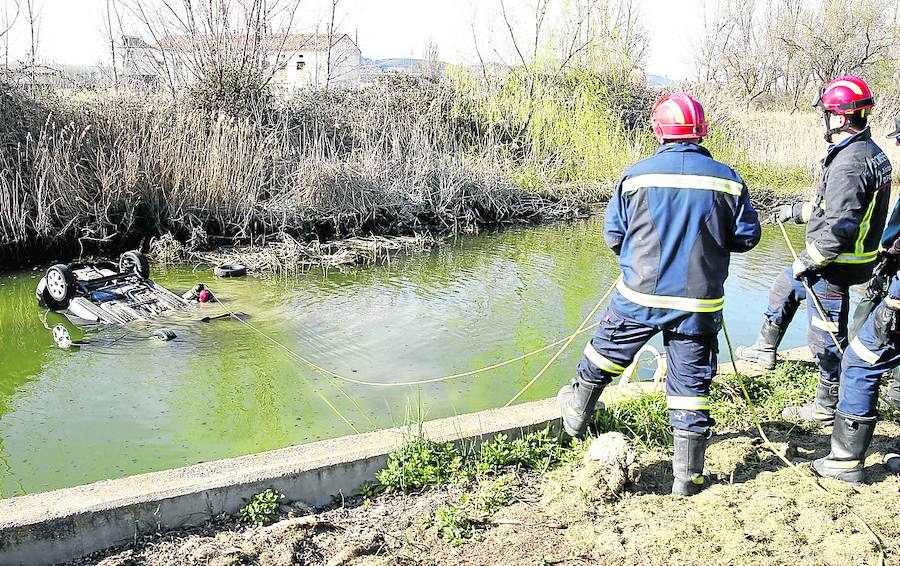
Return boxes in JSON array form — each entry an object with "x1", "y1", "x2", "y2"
[
  {"x1": 810, "y1": 113, "x2": 899, "y2": 482},
  {"x1": 736, "y1": 76, "x2": 892, "y2": 425},
  {"x1": 557, "y1": 92, "x2": 761, "y2": 496}
]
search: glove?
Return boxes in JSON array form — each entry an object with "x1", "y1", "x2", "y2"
[
  {"x1": 872, "y1": 299, "x2": 900, "y2": 347},
  {"x1": 873, "y1": 253, "x2": 900, "y2": 279},
  {"x1": 772, "y1": 204, "x2": 795, "y2": 224},
  {"x1": 866, "y1": 273, "x2": 890, "y2": 302},
  {"x1": 791, "y1": 257, "x2": 810, "y2": 280}
]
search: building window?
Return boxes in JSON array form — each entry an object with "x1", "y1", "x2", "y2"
[{"x1": 296, "y1": 61, "x2": 306, "y2": 70}]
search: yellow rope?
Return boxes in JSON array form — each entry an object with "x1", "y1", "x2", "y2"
[
  {"x1": 721, "y1": 319, "x2": 885, "y2": 565},
  {"x1": 776, "y1": 219, "x2": 845, "y2": 354},
  {"x1": 503, "y1": 275, "x2": 622, "y2": 408}
]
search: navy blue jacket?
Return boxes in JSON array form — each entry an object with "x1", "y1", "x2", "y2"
[
  {"x1": 605, "y1": 143, "x2": 761, "y2": 335},
  {"x1": 794, "y1": 128, "x2": 891, "y2": 286}
]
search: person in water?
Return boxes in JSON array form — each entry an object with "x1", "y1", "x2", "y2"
[
  {"x1": 557, "y1": 92, "x2": 761, "y2": 496},
  {"x1": 736, "y1": 76, "x2": 892, "y2": 427}
]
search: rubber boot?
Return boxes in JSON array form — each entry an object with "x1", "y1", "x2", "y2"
[
  {"x1": 811, "y1": 411, "x2": 876, "y2": 483},
  {"x1": 671, "y1": 429, "x2": 710, "y2": 496},
  {"x1": 884, "y1": 453, "x2": 900, "y2": 474},
  {"x1": 781, "y1": 378, "x2": 839, "y2": 425},
  {"x1": 557, "y1": 378, "x2": 605, "y2": 439},
  {"x1": 884, "y1": 367, "x2": 900, "y2": 410},
  {"x1": 735, "y1": 318, "x2": 787, "y2": 370}
]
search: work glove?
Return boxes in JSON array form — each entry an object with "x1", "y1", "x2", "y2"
[
  {"x1": 791, "y1": 257, "x2": 811, "y2": 280},
  {"x1": 872, "y1": 298, "x2": 900, "y2": 347},
  {"x1": 771, "y1": 204, "x2": 796, "y2": 224},
  {"x1": 874, "y1": 252, "x2": 900, "y2": 279}
]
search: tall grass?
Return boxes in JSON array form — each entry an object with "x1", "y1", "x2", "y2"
[{"x1": 0, "y1": 77, "x2": 588, "y2": 267}]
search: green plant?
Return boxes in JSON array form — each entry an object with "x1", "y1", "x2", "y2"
[
  {"x1": 711, "y1": 361, "x2": 818, "y2": 429},
  {"x1": 237, "y1": 488, "x2": 284, "y2": 526},
  {"x1": 426, "y1": 474, "x2": 516, "y2": 546},
  {"x1": 594, "y1": 391, "x2": 671, "y2": 451},
  {"x1": 376, "y1": 437, "x2": 464, "y2": 493},
  {"x1": 473, "y1": 429, "x2": 565, "y2": 474}
]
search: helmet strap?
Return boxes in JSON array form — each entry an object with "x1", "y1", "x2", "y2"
[{"x1": 822, "y1": 111, "x2": 847, "y2": 143}]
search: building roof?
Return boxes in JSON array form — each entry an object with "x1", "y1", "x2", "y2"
[{"x1": 154, "y1": 33, "x2": 353, "y2": 53}]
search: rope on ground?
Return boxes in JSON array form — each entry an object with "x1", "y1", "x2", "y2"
[
  {"x1": 503, "y1": 275, "x2": 623, "y2": 408},
  {"x1": 721, "y1": 319, "x2": 885, "y2": 566}
]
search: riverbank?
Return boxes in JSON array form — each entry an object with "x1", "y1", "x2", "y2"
[
  {"x1": 0, "y1": 72, "x2": 826, "y2": 272},
  {"x1": 69, "y1": 361, "x2": 900, "y2": 565}
]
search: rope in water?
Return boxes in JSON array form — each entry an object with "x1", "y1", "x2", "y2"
[
  {"x1": 721, "y1": 319, "x2": 885, "y2": 565},
  {"x1": 503, "y1": 275, "x2": 623, "y2": 407}
]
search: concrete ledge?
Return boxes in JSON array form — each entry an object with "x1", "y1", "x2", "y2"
[{"x1": 0, "y1": 347, "x2": 813, "y2": 565}]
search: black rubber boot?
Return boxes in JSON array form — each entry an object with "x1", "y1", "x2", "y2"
[
  {"x1": 671, "y1": 429, "x2": 709, "y2": 496},
  {"x1": 557, "y1": 378, "x2": 605, "y2": 439},
  {"x1": 811, "y1": 411, "x2": 876, "y2": 483},
  {"x1": 735, "y1": 318, "x2": 787, "y2": 370},
  {"x1": 884, "y1": 453, "x2": 900, "y2": 474},
  {"x1": 885, "y1": 367, "x2": 900, "y2": 410},
  {"x1": 781, "y1": 378, "x2": 839, "y2": 425}
]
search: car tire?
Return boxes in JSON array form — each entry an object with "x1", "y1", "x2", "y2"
[
  {"x1": 35, "y1": 278, "x2": 65, "y2": 310},
  {"x1": 214, "y1": 264, "x2": 247, "y2": 278},
  {"x1": 44, "y1": 264, "x2": 75, "y2": 307},
  {"x1": 120, "y1": 250, "x2": 150, "y2": 279}
]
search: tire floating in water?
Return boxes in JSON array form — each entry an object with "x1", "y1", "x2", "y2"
[
  {"x1": 214, "y1": 264, "x2": 247, "y2": 278},
  {"x1": 152, "y1": 328, "x2": 177, "y2": 342}
]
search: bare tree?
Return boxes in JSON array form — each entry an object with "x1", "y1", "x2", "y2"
[
  {"x1": 22, "y1": 0, "x2": 40, "y2": 84},
  {"x1": 421, "y1": 38, "x2": 441, "y2": 81},
  {"x1": 118, "y1": 0, "x2": 304, "y2": 103},
  {"x1": 0, "y1": 0, "x2": 20, "y2": 76}
]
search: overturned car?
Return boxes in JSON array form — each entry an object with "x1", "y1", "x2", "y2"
[{"x1": 35, "y1": 251, "x2": 189, "y2": 326}]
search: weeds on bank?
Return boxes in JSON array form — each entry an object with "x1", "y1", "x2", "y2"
[
  {"x1": 376, "y1": 428, "x2": 575, "y2": 494},
  {"x1": 374, "y1": 428, "x2": 579, "y2": 545},
  {"x1": 237, "y1": 488, "x2": 284, "y2": 526},
  {"x1": 423, "y1": 474, "x2": 517, "y2": 546}
]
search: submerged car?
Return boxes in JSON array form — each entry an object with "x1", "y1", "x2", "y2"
[{"x1": 35, "y1": 251, "x2": 189, "y2": 325}]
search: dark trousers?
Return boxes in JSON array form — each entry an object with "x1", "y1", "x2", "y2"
[
  {"x1": 577, "y1": 307, "x2": 717, "y2": 434},
  {"x1": 763, "y1": 266, "x2": 849, "y2": 385}
]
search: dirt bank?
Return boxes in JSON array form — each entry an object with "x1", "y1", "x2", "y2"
[{"x1": 75, "y1": 412, "x2": 900, "y2": 565}]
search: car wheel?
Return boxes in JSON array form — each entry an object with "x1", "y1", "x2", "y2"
[
  {"x1": 120, "y1": 250, "x2": 150, "y2": 279},
  {"x1": 214, "y1": 264, "x2": 247, "y2": 278},
  {"x1": 45, "y1": 264, "x2": 75, "y2": 306}
]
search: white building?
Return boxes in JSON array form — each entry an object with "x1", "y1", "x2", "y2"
[{"x1": 118, "y1": 33, "x2": 361, "y2": 91}]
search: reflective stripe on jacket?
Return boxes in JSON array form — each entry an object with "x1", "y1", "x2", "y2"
[
  {"x1": 799, "y1": 128, "x2": 892, "y2": 285},
  {"x1": 604, "y1": 143, "x2": 761, "y2": 335}
]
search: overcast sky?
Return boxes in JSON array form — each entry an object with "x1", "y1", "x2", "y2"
[{"x1": 1, "y1": 0, "x2": 700, "y2": 79}]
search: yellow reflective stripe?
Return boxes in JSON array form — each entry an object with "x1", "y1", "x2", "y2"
[
  {"x1": 811, "y1": 316, "x2": 839, "y2": 332},
  {"x1": 806, "y1": 240, "x2": 828, "y2": 264},
  {"x1": 621, "y1": 174, "x2": 743, "y2": 197},
  {"x1": 800, "y1": 202, "x2": 815, "y2": 222},
  {"x1": 834, "y1": 250, "x2": 878, "y2": 264},
  {"x1": 583, "y1": 343, "x2": 626, "y2": 375},
  {"x1": 667, "y1": 396, "x2": 711, "y2": 411},
  {"x1": 855, "y1": 197, "x2": 878, "y2": 255},
  {"x1": 616, "y1": 280, "x2": 724, "y2": 313},
  {"x1": 821, "y1": 458, "x2": 861, "y2": 469},
  {"x1": 885, "y1": 296, "x2": 900, "y2": 309},
  {"x1": 850, "y1": 336, "x2": 880, "y2": 364}
]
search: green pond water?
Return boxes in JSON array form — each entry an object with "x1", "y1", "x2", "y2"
[{"x1": 0, "y1": 217, "x2": 813, "y2": 498}]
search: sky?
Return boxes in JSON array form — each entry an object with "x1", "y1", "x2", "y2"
[{"x1": 0, "y1": 0, "x2": 701, "y2": 79}]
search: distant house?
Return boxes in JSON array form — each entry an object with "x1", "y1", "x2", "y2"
[{"x1": 117, "y1": 33, "x2": 361, "y2": 91}]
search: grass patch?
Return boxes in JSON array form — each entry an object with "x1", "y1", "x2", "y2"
[
  {"x1": 376, "y1": 427, "x2": 578, "y2": 495},
  {"x1": 423, "y1": 474, "x2": 517, "y2": 547},
  {"x1": 594, "y1": 391, "x2": 670, "y2": 451},
  {"x1": 711, "y1": 361, "x2": 819, "y2": 430}
]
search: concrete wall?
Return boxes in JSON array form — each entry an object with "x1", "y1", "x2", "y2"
[{"x1": 0, "y1": 347, "x2": 813, "y2": 565}]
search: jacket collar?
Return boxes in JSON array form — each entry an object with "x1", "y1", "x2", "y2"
[
  {"x1": 654, "y1": 142, "x2": 713, "y2": 158},
  {"x1": 825, "y1": 127, "x2": 871, "y2": 164}
]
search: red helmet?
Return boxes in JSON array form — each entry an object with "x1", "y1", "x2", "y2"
[
  {"x1": 651, "y1": 92, "x2": 709, "y2": 143},
  {"x1": 814, "y1": 75, "x2": 874, "y2": 116}
]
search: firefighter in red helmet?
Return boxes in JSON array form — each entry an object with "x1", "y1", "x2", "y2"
[
  {"x1": 737, "y1": 76, "x2": 892, "y2": 427},
  {"x1": 558, "y1": 92, "x2": 761, "y2": 496}
]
